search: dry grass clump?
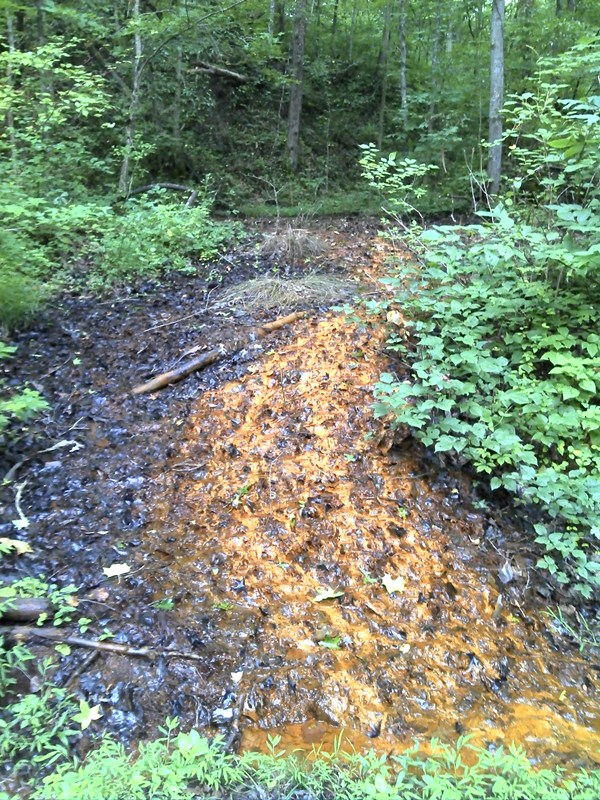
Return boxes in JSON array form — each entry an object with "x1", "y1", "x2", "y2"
[
  {"x1": 213, "y1": 274, "x2": 355, "y2": 313},
  {"x1": 259, "y1": 225, "x2": 327, "y2": 262}
]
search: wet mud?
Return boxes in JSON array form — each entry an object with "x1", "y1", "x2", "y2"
[{"x1": 1, "y1": 219, "x2": 598, "y2": 770}]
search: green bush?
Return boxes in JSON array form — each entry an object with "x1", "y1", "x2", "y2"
[
  {"x1": 372, "y1": 214, "x2": 600, "y2": 595},
  {"x1": 85, "y1": 194, "x2": 240, "y2": 290},
  {"x1": 0, "y1": 227, "x2": 48, "y2": 330},
  {"x1": 0, "y1": 343, "x2": 48, "y2": 436},
  {"x1": 1, "y1": 190, "x2": 240, "y2": 296},
  {"x1": 365, "y1": 38, "x2": 600, "y2": 596}
]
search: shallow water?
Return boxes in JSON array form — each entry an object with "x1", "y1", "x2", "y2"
[{"x1": 2, "y1": 223, "x2": 598, "y2": 770}]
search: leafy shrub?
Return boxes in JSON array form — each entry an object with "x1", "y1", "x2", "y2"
[
  {"x1": 0, "y1": 227, "x2": 48, "y2": 330},
  {"x1": 367, "y1": 38, "x2": 600, "y2": 596},
  {"x1": 373, "y1": 214, "x2": 600, "y2": 595},
  {"x1": 0, "y1": 669, "x2": 78, "y2": 776},
  {"x1": 0, "y1": 343, "x2": 48, "y2": 437},
  {"x1": 1, "y1": 189, "x2": 240, "y2": 295},
  {"x1": 85, "y1": 194, "x2": 240, "y2": 290},
  {"x1": 0, "y1": 634, "x2": 78, "y2": 783},
  {"x1": 359, "y1": 143, "x2": 438, "y2": 219}
]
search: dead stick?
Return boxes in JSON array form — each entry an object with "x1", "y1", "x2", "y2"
[
  {"x1": 257, "y1": 311, "x2": 305, "y2": 334},
  {"x1": 8, "y1": 626, "x2": 206, "y2": 661},
  {"x1": 0, "y1": 598, "x2": 52, "y2": 623},
  {"x1": 132, "y1": 346, "x2": 227, "y2": 394},
  {"x1": 132, "y1": 311, "x2": 305, "y2": 395}
]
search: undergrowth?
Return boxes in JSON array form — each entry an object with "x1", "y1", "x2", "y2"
[
  {"x1": 15, "y1": 726, "x2": 600, "y2": 800},
  {"x1": 1, "y1": 187, "x2": 241, "y2": 310},
  {"x1": 0, "y1": 342, "x2": 48, "y2": 438},
  {"x1": 364, "y1": 37, "x2": 600, "y2": 597}
]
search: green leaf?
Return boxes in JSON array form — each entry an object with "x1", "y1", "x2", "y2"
[
  {"x1": 434, "y1": 435, "x2": 457, "y2": 453},
  {"x1": 72, "y1": 700, "x2": 103, "y2": 731}
]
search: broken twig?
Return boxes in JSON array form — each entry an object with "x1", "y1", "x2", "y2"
[
  {"x1": 132, "y1": 311, "x2": 306, "y2": 395},
  {"x1": 8, "y1": 626, "x2": 206, "y2": 661}
]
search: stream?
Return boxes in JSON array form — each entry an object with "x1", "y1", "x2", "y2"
[{"x1": 1, "y1": 219, "x2": 598, "y2": 771}]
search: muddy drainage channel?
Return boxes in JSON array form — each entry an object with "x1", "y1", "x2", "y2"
[
  {"x1": 2, "y1": 225, "x2": 598, "y2": 773},
  {"x1": 115, "y1": 311, "x2": 599, "y2": 769}
]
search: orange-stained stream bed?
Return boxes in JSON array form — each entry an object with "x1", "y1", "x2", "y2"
[{"x1": 138, "y1": 301, "x2": 600, "y2": 770}]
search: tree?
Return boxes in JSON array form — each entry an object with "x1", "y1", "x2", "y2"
[
  {"x1": 287, "y1": 0, "x2": 308, "y2": 171},
  {"x1": 118, "y1": 0, "x2": 143, "y2": 195},
  {"x1": 487, "y1": 0, "x2": 505, "y2": 196}
]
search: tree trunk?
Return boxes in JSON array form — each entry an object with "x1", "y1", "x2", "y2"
[
  {"x1": 119, "y1": 0, "x2": 144, "y2": 195},
  {"x1": 35, "y1": 0, "x2": 52, "y2": 96},
  {"x1": 275, "y1": 1, "x2": 286, "y2": 34},
  {"x1": 398, "y1": 0, "x2": 408, "y2": 129},
  {"x1": 269, "y1": 0, "x2": 276, "y2": 34},
  {"x1": 487, "y1": 0, "x2": 505, "y2": 197},
  {"x1": 428, "y1": 5, "x2": 440, "y2": 135},
  {"x1": 377, "y1": 4, "x2": 392, "y2": 149},
  {"x1": 348, "y1": 0, "x2": 358, "y2": 59},
  {"x1": 286, "y1": 0, "x2": 307, "y2": 172},
  {"x1": 330, "y1": 0, "x2": 339, "y2": 56},
  {"x1": 5, "y1": 10, "x2": 18, "y2": 172}
]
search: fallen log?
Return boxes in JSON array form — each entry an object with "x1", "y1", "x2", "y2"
[
  {"x1": 132, "y1": 310, "x2": 305, "y2": 395},
  {"x1": 0, "y1": 597, "x2": 52, "y2": 623}
]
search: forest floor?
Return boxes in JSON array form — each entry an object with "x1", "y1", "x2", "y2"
[{"x1": 1, "y1": 218, "x2": 599, "y2": 772}]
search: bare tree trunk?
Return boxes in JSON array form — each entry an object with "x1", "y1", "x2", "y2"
[
  {"x1": 428, "y1": 5, "x2": 440, "y2": 135},
  {"x1": 35, "y1": 0, "x2": 53, "y2": 96},
  {"x1": 330, "y1": 0, "x2": 339, "y2": 55},
  {"x1": 5, "y1": 10, "x2": 18, "y2": 172},
  {"x1": 173, "y1": 41, "x2": 182, "y2": 141},
  {"x1": 275, "y1": 1, "x2": 286, "y2": 34},
  {"x1": 398, "y1": 0, "x2": 408, "y2": 129},
  {"x1": 286, "y1": 0, "x2": 307, "y2": 171},
  {"x1": 487, "y1": 0, "x2": 505, "y2": 197},
  {"x1": 269, "y1": 0, "x2": 276, "y2": 34},
  {"x1": 119, "y1": 0, "x2": 144, "y2": 195},
  {"x1": 377, "y1": 4, "x2": 392, "y2": 149},
  {"x1": 348, "y1": 0, "x2": 358, "y2": 59}
]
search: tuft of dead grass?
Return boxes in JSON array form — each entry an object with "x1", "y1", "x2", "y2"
[
  {"x1": 212, "y1": 274, "x2": 356, "y2": 313},
  {"x1": 259, "y1": 225, "x2": 327, "y2": 262}
]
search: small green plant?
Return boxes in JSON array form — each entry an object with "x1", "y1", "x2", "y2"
[
  {"x1": 228, "y1": 484, "x2": 251, "y2": 508},
  {"x1": 547, "y1": 607, "x2": 599, "y2": 653},
  {"x1": 28, "y1": 726, "x2": 600, "y2": 800},
  {"x1": 0, "y1": 652, "x2": 78, "y2": 779},
  {"x1": 152, "y1": 598, "x2": 175, "y2": 612},
  {"x1": 0, "y1": 576, "x2": 78, "y2": 627},
  {"x1": 0, "y1": 343, "x2": 48, "y2": 438},
  {"x1": 212, "y1": 601, "x2": 234, "y2": 612},
  {"x1": 359, "y1": 143, "x2": 437, "y2": 219}
]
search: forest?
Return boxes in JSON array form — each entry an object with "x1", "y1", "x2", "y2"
[{"x1": 1, "y1": 0, "x2": 600, "y2": 797}]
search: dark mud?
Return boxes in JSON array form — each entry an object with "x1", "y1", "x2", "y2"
[{"x1": 1, "y1": 219, "x2": 599, "y2": 772}]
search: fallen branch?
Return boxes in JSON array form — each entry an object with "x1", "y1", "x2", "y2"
[
  {"x1": 130, "y1": 182, "x2": 194, "y2": 195},
  {"x1": 132, "y1": 310, "x2": 305, "y2": 395},
  {"x1": 0, "y1": 598, "x2": 52, "y2": 623},
  {"x1": 8, "y1": 626, "x2": 205, "y2": 661},
  {"x1": 192, "y1": 60, "x2": 249, "y2": 82}
]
